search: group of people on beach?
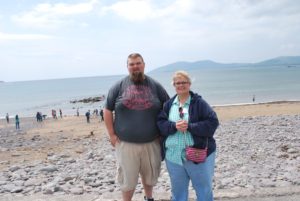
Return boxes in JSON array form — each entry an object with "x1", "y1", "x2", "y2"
[
  {"x1": 103, "y1": 53, "x2": 219, "y2": 201},
  {"x1": 36, "y1": 112, "x2": 44, "y2": 122},
  {"x1": 5, "y1": 113, "x2": 20, "y2": 130},
  {"x1": 83, "y1": 108, "x2": 104, "y2": 123},
  {"x1": 4, "y1": 105, "x2": 105, "y2": 132}
]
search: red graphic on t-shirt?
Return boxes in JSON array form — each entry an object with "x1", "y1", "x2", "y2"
[{"x1": 122, "y1": 85, "x2": 154, "y2": 110}]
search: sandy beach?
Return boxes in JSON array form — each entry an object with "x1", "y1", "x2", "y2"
[
  {"x1": 213, "y1": 101, "x2": 300, "y2": 121},
  {"x1": 0, "y1": 101, "x2": 299, "y2": 200}
]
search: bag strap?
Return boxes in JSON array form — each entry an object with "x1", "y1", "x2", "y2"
[
  {"x1": 184, "y1": 133, "x2": 209, "y2": 149},
  {"x1": 184, "y1": 130, "x2": 188, "y2": 147},
  {"x1": 205, "y1": 138, "x2": 208, "y2": 149}
]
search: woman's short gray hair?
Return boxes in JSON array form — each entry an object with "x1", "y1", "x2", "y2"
[{"x1": 172, "y1": 70, "x2": 191, "y2": 84}]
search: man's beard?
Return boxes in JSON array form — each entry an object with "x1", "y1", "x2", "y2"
[{"x1": 130, "y1": 71, "x2": 145, "y2": 83}]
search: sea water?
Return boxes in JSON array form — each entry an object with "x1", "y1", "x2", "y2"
[
  {"x1": 154, "y1": 65, "x2": 300, "y2": 105},
  {"x1": 1, "y1": 65, "x2": 300, "y2": 118}
]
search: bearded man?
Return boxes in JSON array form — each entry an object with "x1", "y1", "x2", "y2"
[{"x1": 104, "y1": 53, "x2": 169, "y2": 201}]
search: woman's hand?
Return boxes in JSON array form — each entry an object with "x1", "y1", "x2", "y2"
[{"x1": 176, "y1": 120, "x2": 188, "y2": 133}]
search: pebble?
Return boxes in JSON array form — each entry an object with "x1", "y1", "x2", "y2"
[{"x1": 0, "y1": 115, "x2": 299, "y2": 199}]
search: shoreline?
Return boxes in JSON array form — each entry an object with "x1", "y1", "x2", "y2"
[
  {"x1": 1, "y1": 99, "x2": 300, "y2": 120},
  {"x1": 0, "y1": 99, "x2": 300, "y2": 120}
]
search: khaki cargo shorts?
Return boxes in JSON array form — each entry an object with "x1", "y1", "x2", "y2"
[{"x1": 115, "y1": 140, "x2": 161, "y2": 191}]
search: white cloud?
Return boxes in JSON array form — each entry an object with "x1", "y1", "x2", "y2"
[
  {"x1": 12, "y1": 0, "x2": 98, "y2": 29},
  {"x1": 34, "y1": 0, "x2": 98, "y2": 15},
  {"x1": 101, "y1": 0, "x2": 193, "y2": 21},
  {"x1": 101, "y1": 0, "x2": 154, "y2": 21},
  {"x1": 154, "y1": 0, "x2": 300, "y2": 38},
  {"x1": 0, "y1": 32, "x2": 52, "y2": 41}
]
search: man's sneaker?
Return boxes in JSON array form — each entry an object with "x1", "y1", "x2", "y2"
[{"x1": 144, "y1": 196, "x2": 154, "y2": 201}]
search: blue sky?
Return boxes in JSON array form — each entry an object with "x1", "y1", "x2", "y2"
[{"x1": 1, "y1": 0, "x2": 300, "y2": 82}]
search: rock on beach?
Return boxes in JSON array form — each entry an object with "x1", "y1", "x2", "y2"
[{"x1": 0, "y1": 114, "x2": 299, "y2": 200}]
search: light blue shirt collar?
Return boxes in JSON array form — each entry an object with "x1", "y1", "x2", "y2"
[{"x1": 173, "y1": 94, "x2": 191, "y2": 107}]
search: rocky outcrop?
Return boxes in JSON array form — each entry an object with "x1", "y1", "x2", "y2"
[{"x1": 70, "y1": 95, "x2": 105, "y2": 104}]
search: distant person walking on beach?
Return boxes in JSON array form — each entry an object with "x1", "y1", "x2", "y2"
[
  {"x1": 76, "y1": 108, "x2": 79, "y2": 116},
  {"x1": 36, "y1": 112, "x2": 39, "y2": 122},
  {"x1": 104, "y1": 53, "x2": 169, "y2": 201},
  {"x1": 99, "y1": 109, "x2": 104, "y2": 122},
  {"x1": 85, "y1": 110, "x2": 90, "y2": 123},
  {"x1": 52, "y1": 109, "x2": 57, "y2": 119},
  {"x1": 157, "y1": 71, "x2": 219, "y2": 201},
  {"x1": 253, "y1": 95, "x2": 256, "y2": 103},
  {"x1": 6, "y1": 113, "x2": 9, "y2": 123},
  {"x1": 36, "y1": 112, "x2": 42, "y2": 122},
  {"x1": 59, "y1": 109, "x2": 63, "y2": 118},
  {"x1": 15, "y1": 114, "x2": 20, "y2": 130}
]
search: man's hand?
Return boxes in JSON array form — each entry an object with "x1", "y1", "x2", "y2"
[
  {"x1": 104, "y1": 109, "x2": 120, "y2": 147},
  {"x1": 109, "y1": 134, "x2": 120, "y2": 147}
]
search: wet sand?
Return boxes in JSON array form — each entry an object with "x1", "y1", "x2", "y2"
[{"x1": 214, "y1": 101, "x2": 300, "y2": 121}]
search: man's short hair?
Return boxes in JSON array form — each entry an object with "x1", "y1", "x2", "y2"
[{"x1": 127, "y1": 53, "x2": 144, "y2": 64}]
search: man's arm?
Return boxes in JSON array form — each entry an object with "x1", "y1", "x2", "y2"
[{"x1": 103, "y1": 108, "x2": 119, "y2": 147}]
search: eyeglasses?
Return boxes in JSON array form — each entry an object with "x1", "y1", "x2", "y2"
[
  {"x1": 179, "y1": 107, "x2": 184, "y2": 119},
  {"x1": 174, "y1": 81, "x2": 189, "y2": 86},
  {"x1": 128, "y1": 62, "x2": 143, "y2": 67}
]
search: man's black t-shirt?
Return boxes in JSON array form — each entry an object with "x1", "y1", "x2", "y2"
[{"x1": 105, "y1": 75, "x2": 169, "y2": 143}]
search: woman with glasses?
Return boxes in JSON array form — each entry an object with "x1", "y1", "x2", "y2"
[{"x1": 157, "y1": 70, "x2": 219, "y2": 201}]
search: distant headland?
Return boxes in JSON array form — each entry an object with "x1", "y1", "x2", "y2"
[{"x1": 149, "y1": 55, "x2": 300, "y2": 73}]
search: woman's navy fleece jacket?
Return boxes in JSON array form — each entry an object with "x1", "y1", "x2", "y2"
[{"x1": 157, "y1": 91, "x2": 219, "y2": 160}]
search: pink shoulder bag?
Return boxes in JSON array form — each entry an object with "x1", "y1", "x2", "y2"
[{"x1": 185, "y1": 137, "x2": 208, "y2": 163}]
